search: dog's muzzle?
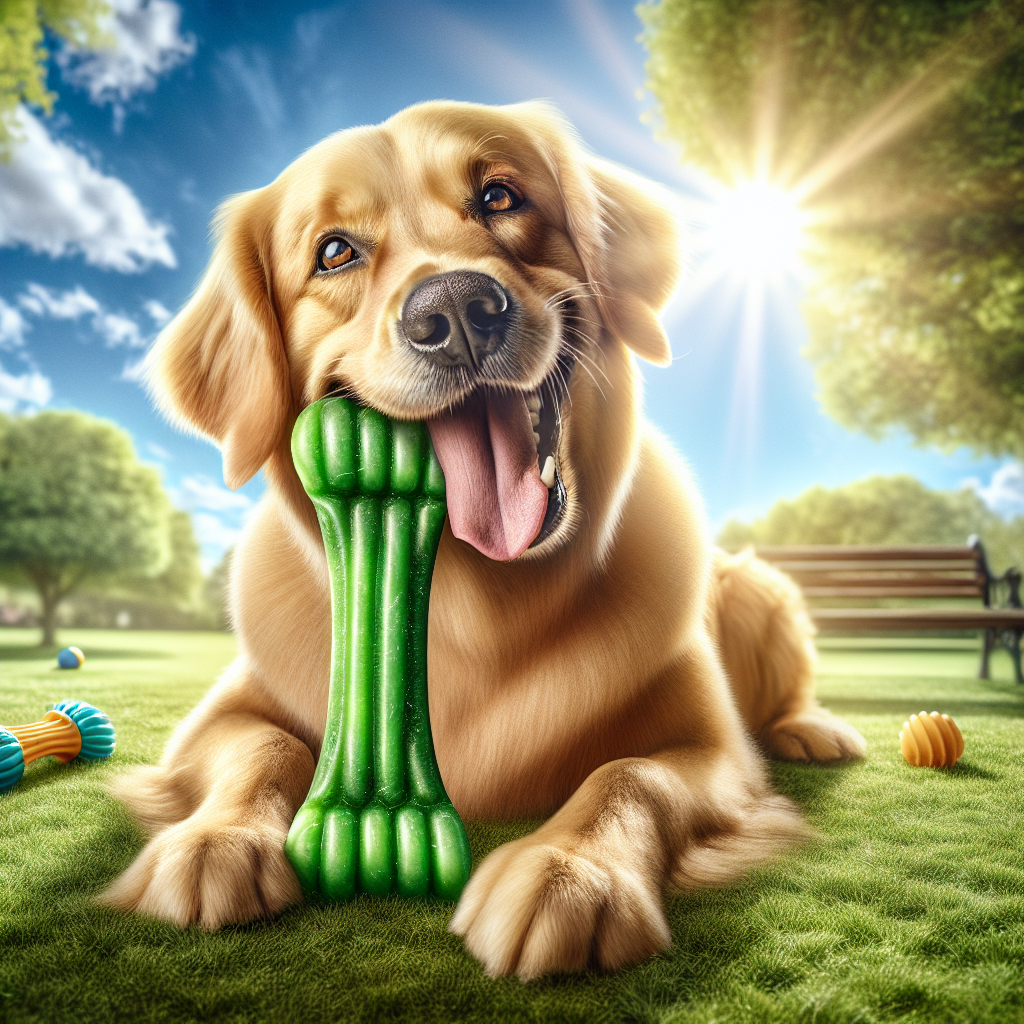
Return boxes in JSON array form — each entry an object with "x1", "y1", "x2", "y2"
[{"x1": 399, "y1": 271, "x2": 513, "y2": 370}]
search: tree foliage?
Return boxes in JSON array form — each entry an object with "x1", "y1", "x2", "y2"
[
  {"x1": 0, "y1": 409, "x2": 172, "y2": 643},
  {"x1": 718, "y1": 474, "x2": 1024, "y2": 574},
  {"x1": 201, "y1": 546, "x2": 232, "y2": 631},
  {"x1": 109, "y1": 509, "x2": 203, "y2": 608},
  {"x1": 0, "y1": 0, "x2": 111, "y2": 153},
  {"x1": 641, "y1": 0, "x2": 1024, "y2": 459}
]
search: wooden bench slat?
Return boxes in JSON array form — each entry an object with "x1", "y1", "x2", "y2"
[
  {"x1": 756, "y1": 545, "x2": 977, "y2": 562},
  {"x1": 767, "y1": 560, "x2": 979, "y2": 573},
  {"x1": 802, "y1": 586, "x2": 984, "y2": 599},
  {"x1": 786, "y1": 573, "x2": 983, "y2": 588},
  {"x1": 811, "y1": 608, "x2": 1024, "y2": 631}
]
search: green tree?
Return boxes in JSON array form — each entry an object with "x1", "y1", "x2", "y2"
[
  {"x1": 0, "y1": 410, "x2": 172, "y2": 645},
  {"x1": 640, "y1": 0, "x2": 1024, "y2": 459},
  {"x1": 718, "y1": 474, "x2": 1024, "y2": 574},
  {"x1": 0, "y1": 0, "x2": 111, "y2": 153},
  {"x1": 111, "y1": 509, "x2": 203, "y2": 608},
  {"x1": 201, "y1": 546, "x2": 232, "y2": 631}
]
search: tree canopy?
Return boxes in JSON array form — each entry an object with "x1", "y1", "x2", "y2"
[
  {"x1": 718, "y1": 474, "x2": 1024, "y2": 574},
  {"x1": 0, "y1": 409, "x2": 172, "y2": 643},
  {"x1": 112, "y1": 508, "x2": 203, "y2": 608},
  {"x1": 0, "y1": 0, "x2": 111, "y2": 153},
  {"x1": 640, "y1": 0, "x2": 1024, "y2": 459}
]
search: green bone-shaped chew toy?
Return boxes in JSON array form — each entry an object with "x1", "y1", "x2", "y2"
[{"x1": 285, "y1": 397, "x2": 472, "y2": 901}]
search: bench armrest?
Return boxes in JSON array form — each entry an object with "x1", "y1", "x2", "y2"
[{"x1": 969, "y1": 535, "x2": 1023, "y2": 609}]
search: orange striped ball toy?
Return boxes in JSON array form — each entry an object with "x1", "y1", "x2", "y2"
[{"x1": 900, "y1": 712, "x2": 964, "y2": 768}]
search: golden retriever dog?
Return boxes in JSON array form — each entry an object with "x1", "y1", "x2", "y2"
[{"x1": 101, "y1": 100, "x2": 865, "y2": 979}]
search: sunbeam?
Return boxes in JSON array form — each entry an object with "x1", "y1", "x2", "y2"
[{"x1": 666, "y1": 4, "x2": 1014, "y2": 481}]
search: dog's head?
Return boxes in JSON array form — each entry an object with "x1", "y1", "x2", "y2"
[{"x1": 150, "y1": 101, "x2": 681, "y2": 561}]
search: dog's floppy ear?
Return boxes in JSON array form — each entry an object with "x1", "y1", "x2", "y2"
[
  {"x1": 551, "y1": 133, "x2": 681, "y2": 366},
  {"x1": 584, "y1": 159, "x2": 681, "y2": 366},
  {"x1": 147, "y1": 189, "x2": 290, "y2": 489}
]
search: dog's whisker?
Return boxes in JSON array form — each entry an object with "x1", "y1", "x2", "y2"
[
  {"x1": 561, "y1": 342, "x2": 609, "y2": 398},
  {"x1": 567, "y1": 357, "x2": 604, "y2": 399},
  {"x1": 543, "y1": 287, "x2": 583, "y2": 310},
  {"x1": 561, "y1": 340, "x2": 608, "y2": 398},
  {"x1": 545, "y1": 283, "x2": 607, "y2": 307}
]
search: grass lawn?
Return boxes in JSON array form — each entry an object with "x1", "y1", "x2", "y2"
[{"x1": 1, "y1": 628, "x2": 1021, "y2": 1024}]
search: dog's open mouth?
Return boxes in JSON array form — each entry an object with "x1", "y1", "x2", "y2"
[{"x1": 427, "y1": 349, "x2": 574, "y2": 561}]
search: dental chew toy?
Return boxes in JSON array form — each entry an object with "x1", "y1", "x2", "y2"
[
  {"x1": 0, "y1": 699, "x2": 116, "y2": 794},
  {"x1": 285, "y1": 397, "x2": 472, "y2": 901},
  {"x1": 900, "y1": 711, "x2": 964, "y2": 768}
]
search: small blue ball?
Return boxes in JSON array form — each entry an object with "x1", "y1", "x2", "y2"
[{"x1": 57, "y1": 646, "x2": 84, "y2": 669}]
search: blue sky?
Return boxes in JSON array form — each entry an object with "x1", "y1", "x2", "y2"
[{"x1": 0, "y1": 0, "x2": 1019, "y2": 568}]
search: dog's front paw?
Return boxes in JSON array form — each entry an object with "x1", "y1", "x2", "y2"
[
  {"x1": 449, "y1": 836, "x2": 670, "y2": 980},
  {"x1": 762, "y1": 709, "x2": 867, "y2": 762},
  {"x1": 99, "y1": 816, "x2": 300, "y2": 930}
]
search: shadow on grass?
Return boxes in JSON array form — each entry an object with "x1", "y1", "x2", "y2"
[
  {"x1": 0, "y1": 644, "x2": 171, "y2": 662},
  {"x1": 2, "y1": 759, "x2": 65, "y2": 795},
  {"x1": 825, "y1": 696, "x2": 1022, "y2": 718},
  {"x1": 768, "y1": 758, "x2": 861, "y2": 813},
  {"x1": 946, "y1": 759, "x2": 999, "y2": 780},
  {"x1": 465, "y1": 820, "x2": 539, "y2": 866},
  {"x1": 4, "y1": 757, "x2": 113, "y2": 796}
]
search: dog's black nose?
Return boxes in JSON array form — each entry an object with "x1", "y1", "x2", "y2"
[{"x1": 399, "y1": 271, "x2": 513, "y2": 369}]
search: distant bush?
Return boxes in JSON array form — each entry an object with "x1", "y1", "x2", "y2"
[{"x1": 718, "y1": 475, "x2": 1024, "y2": 574}]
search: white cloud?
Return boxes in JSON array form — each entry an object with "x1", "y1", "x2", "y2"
[
  {"x1": 0, "y1": 299, "x2": 28, "y2": 350},
  {"x1": 57, "y1": 0, "x2": 196, "y2": 124},
  {"x1": 191, "y1": 512, "x2": 244, "y2": 552},
  {"x1": 964, "y1": 463, "x2": 1024, "y2": 519},
  {"x1": 0, "y1": 107, "x2": 176, "y2": 272},
  {"x1": 96, "y1": 311, "x2": 145, "y2": 348},
  {"x1": 144, "y1": 299, "x2": 173, "y2": 325},
  {"x1": 19, "y1": 282, "x2": 101, "y2": 319},
  {"x1": 175, "y1": 475, "x2": 253, "y2": 513},
  {"x1": 15, "y1": 283, "x2": 149, "y2": 348},
  {"x1": 121, "y1": 355, "x2": 147, "y2": 381},
  {"x1": 146, "y1": 441, "x2": 173, "y2": 460},
  {"x1": 214, "y1": 46, "x2": 284, "y2": 130},
  {"x1": 0, "y1": 364, "x2": 52, "y2": 413},
  {"x1": 171, "y1": 475, "x2": 254, "y2": 567}
]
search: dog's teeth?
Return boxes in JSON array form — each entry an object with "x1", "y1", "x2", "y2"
[
  {"x1": 526, "y1": 394, "x2": 541, "y2": 413},
  {"x1": 530, "y1": 411, "x2": 541, "y2": 427},
  {"x1": 533, "y1": 431, "x2": 541, "y2": 447},
  {"x1": 541, "y1": 455, "x2": 556, "y2": 488}
]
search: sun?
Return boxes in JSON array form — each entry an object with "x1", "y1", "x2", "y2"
[{"x1": 702, "y1": 180, "x2": 808, "y2": 282}]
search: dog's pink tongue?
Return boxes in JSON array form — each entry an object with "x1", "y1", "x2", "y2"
[{"x1": 428, "y1": 391, "x2": 547, "y2": 561}]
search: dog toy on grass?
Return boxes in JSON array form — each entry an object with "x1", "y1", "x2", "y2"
[
  {"x1": 0, "y1": 699, "x2": 116, "y2": 794},
  {"x1": 285, "y1": 397, "x2": 472, "y2": 902},
  {"x1": 57, "y1": 646, "x2": 85, "y2": 669},
  {"x1": 900, "y1": 711, "x2": 964, "y2": 768}
]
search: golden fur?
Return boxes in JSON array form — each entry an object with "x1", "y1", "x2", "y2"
[{"x1": 101, "y1": 101, "x2": 864, "y2": 978}]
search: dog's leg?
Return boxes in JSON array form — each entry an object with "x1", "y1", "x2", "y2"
[
  {"x1": 757, "y1": 708, "x2": 866, "y2": 762},
  {"x1": 450, "y1": 647, "x2": 807, "y2": 980},
  {"x1": 712, "y1": 549, "x2": 866, "y2": 762},
  {"x1": 99, "y1": 663, "x2": 315, "y2": 930}
]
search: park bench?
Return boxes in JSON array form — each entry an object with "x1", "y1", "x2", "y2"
[{"x1": 751, "y1": 538, "x2": 1023, "y2": 685}]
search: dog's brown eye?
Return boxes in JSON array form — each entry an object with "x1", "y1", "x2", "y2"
[
  {"x1": 317, "y1": 236, "x2": 356, "y2": 272},
  {"x1": 482, "y1": 183, "x2": 523, "y2": 213}
]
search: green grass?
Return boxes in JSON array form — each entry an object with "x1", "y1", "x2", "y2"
[{"x1": 1, "y1": 628, "x2": 1021, "y2": 1024}]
